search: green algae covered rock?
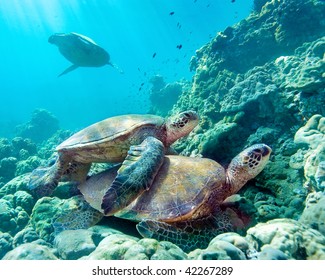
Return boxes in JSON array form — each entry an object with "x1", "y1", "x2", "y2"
[
  {"x1": 0, "y1": 157, "x2": 17, "y2": 182},
  {"x1": 0, "y1": 198, "x2": 29, "y2": 236},
  {"x1": 12, "y1": 226, "x2": 41, "y2": 248},
  {"x1": 299, "y1": 192, "x2": 325, "y2": 235},
  {"x1": 0, "y1": 174, "x2": 30, "y2": 198},
  {"x1": 246, "y1": 218, "x2": 325, "y2": 260},
  {"x1": 13, "y1": 191, "x2": 34, "y2": 214},
  {"x1": 15, "y1": 156, "x2": 42, "y2": 177},
  {"x1": 82, "y1": 234, "x2": 187, "y2": 260},
  {"x1": 294, "y1": 114, "x2": 325, "y2": 191},
  {"x1": 0, "y1": 232, "x2": 13, "y2": 259},
  {"x1": 54, "y1": 229, "x2": 97, "y2": 260},
  {"x1": 2, "y1": 243, "x2": 58, "y2": 260},
  {"x1": 0, "y1": 138, "x2": 13, "y2": 159}
]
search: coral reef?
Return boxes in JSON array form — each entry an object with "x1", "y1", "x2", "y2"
[
  {"x1": 148, "y1": 75, "x2": 190, "y2": 116},
  {"x1": 15, "y1": 109, "x2": 59, "y2": 143},
  {"x1": 294, "y1": 114, "x2": 325, "y2": 191},
  {"x1": 245, "y1": 218, "x2": 325, "y2": 260},
  {"x1": 299, "y1": 192, "x2": 325, "y2": 235},
  {"x1": 1, "y1": 0, "x2": 325, "y2": 260},
  {"x1": 188, "y1": 233, "x2": 249, "y2": 260},
  {"x1": 148, "y1": 1, "x2": 325, "y2": 216},
  {"x1": 82, "y1": 234, "x2": 187, "y2": 260},
  {"x1": 2, "y1": 243, "x2": 58, "y2": 260},
  {"x1": 54, "y1": 229, "x2": 97, "y2": 260},
  {"x1": 0, "y1": 137, "x2": 38, "y2": 186}
]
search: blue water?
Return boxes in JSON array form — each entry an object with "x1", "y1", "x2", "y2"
[{"x1": 0, "y1": 0, "x2": 253, "y2": 136}]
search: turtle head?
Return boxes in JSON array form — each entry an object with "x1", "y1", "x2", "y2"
[
  {"x1": 165, "y1": 111, "x2": 199, "y2": 146},
  {"x1": 226, "y1": 144, "x2": 272, "y2": 193},
  {"x1": 48, "y1": 33, "x2": 66, "y2": 45}
]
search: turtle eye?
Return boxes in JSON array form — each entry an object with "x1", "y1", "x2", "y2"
[{"x1": 253, "y1": 148, "x2": 262, "y2": 154}]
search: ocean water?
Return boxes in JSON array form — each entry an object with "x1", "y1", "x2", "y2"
[
  {"x1": 1, "y1": 0, "x2": 324, "y2": 262},
  {"x1": 0, "y1": 0, "x2": 252, "y2": 135}
]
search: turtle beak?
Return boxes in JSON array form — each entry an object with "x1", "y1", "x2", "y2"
[
  {"x1": 48, "y1": 33, "x2": 65, "y2": 44},
  {"x1": 48, "y1": 35, "x2": 55, "y2": 44}
]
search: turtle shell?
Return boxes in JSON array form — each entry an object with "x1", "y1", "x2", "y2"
[
  {"x1": 78, "y1": 155, "x2": 226, "y2": 222},
  {"x1": 49, "y1": 32, "x2": 110, "y2": 67},
  {"x1": 56, "y1": 114, "x2": 165, "y2": 162}
]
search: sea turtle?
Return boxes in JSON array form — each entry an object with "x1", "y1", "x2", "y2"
[
  {"x1": 54, "y1": 144, "x2": 271, "y2": 252},
  {"x1": 48, "y1": 32, "x2": 123, "y2": 77},
  {"x1": 28, "y1": 111, "x2": 199, "y2": 213}
]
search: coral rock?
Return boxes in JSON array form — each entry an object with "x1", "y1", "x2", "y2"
[
  {"x1": 246, "y1": 218, "x2": 325, "y2": 259},
  {"x1": 2, "y1": 243, "x2": 57, "y2": 260}
]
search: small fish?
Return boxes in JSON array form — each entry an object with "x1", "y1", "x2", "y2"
[
  {"x1": 140, "y1": 82, "x2": 145, "y2": 86},
  {"x1": 169, "y1": 12, "x2": 175, "y2": 15},
  {"x1": 231, "y1": 0, "x2": 235, "y2": 3},
  {"x1": 152, "y1": 52, "x2": 157, "y2": 58},
  {"x1": 176, "y1": 44, "x2": 182, "y2": 49}
]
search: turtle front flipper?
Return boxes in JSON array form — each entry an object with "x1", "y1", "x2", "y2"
[
  {"x1": 58, "y1": 64, "x2": 79, "y2": 77},
  {"x1": 28, "y1": 155, "x2": 69, "y2": 198},
  {"x1": 63, "y1": 161, "x2": 91, "y2": 184},
  {"x1": 101, "y1": 136, "x2": 165, "y2": 215}
]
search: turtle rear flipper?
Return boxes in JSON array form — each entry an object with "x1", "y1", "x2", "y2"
[
  {"x1": 137, "y1": 219, "x2": 213, "y2": 253},
  {"x1": 101, "y1": 136, "x2": 165, "y2": 215},
  {"x1": 108, "y1": 62, "x2": 124, "y2": 74},
  {"x1": 58, "y1": 64, "x2": 79, "y2": 77},
  {"x1": 137, "y1": 210, "x2": 235, "y2": 253}
]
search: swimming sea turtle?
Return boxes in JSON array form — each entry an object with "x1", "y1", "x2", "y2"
[
  {"x1": 55, "y1": 144, "x2": 271, "y2": 252},
  {"x1": 48, "y1": 32, "x2": 123, "y2": 77},
  {"x1": 28, "y1": 111, "x2": 199, "y2": 213}
]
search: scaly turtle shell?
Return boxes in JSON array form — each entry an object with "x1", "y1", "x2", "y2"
[
  {"x1": 78, "y1": 155, "x2": 226, "y2": 222},
  {"x1": 56, "y1": 114, "x2": 165, "y2": 163}
]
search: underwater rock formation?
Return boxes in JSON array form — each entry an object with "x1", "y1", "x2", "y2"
[
  {"x1": 2, "y1": 243, "x2": 58, "y2": 260},
  {"x1": 54, "y1": 229, "x2": 97, "y2": 260},
  {"x1": 245, "y1": 218, "x2": 325, "y2": 260},
  {"x1": 1, "y1": 0, "x2": 325, "y2": 260},
  {"x1": 192, "y1": 0, "x2": 325, "y2": 74},
  {"x1": 188, "y1": 232, "x2": 249, "y2": 260},
  {"x1": 154, "y1": 0, "x2": 325, "y2": 214},
  {"x1": 294, "y1": 114, "x2": 325, "y2": 191},
  {"x1": 15, "y1": 109, "x2": 59, "y2": 143},
  {"x1": 82, "y1": 234, "x2": 187, "y2": 260},
  {"x1": 148, "y1": 75, "x2": 189, "y2": 116},
  {"x1": 0, "y1": 136, "x2": 38, "y2": 186},
  {"x1": 0, "y1": 232, "x2": 13, "y2": 259},
  {"x1": 299, "y1": 192, "x2": 325, "y2": 235},
  {"x1": 0, "y1": 174, "x2": 30, "y2": 199}
]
